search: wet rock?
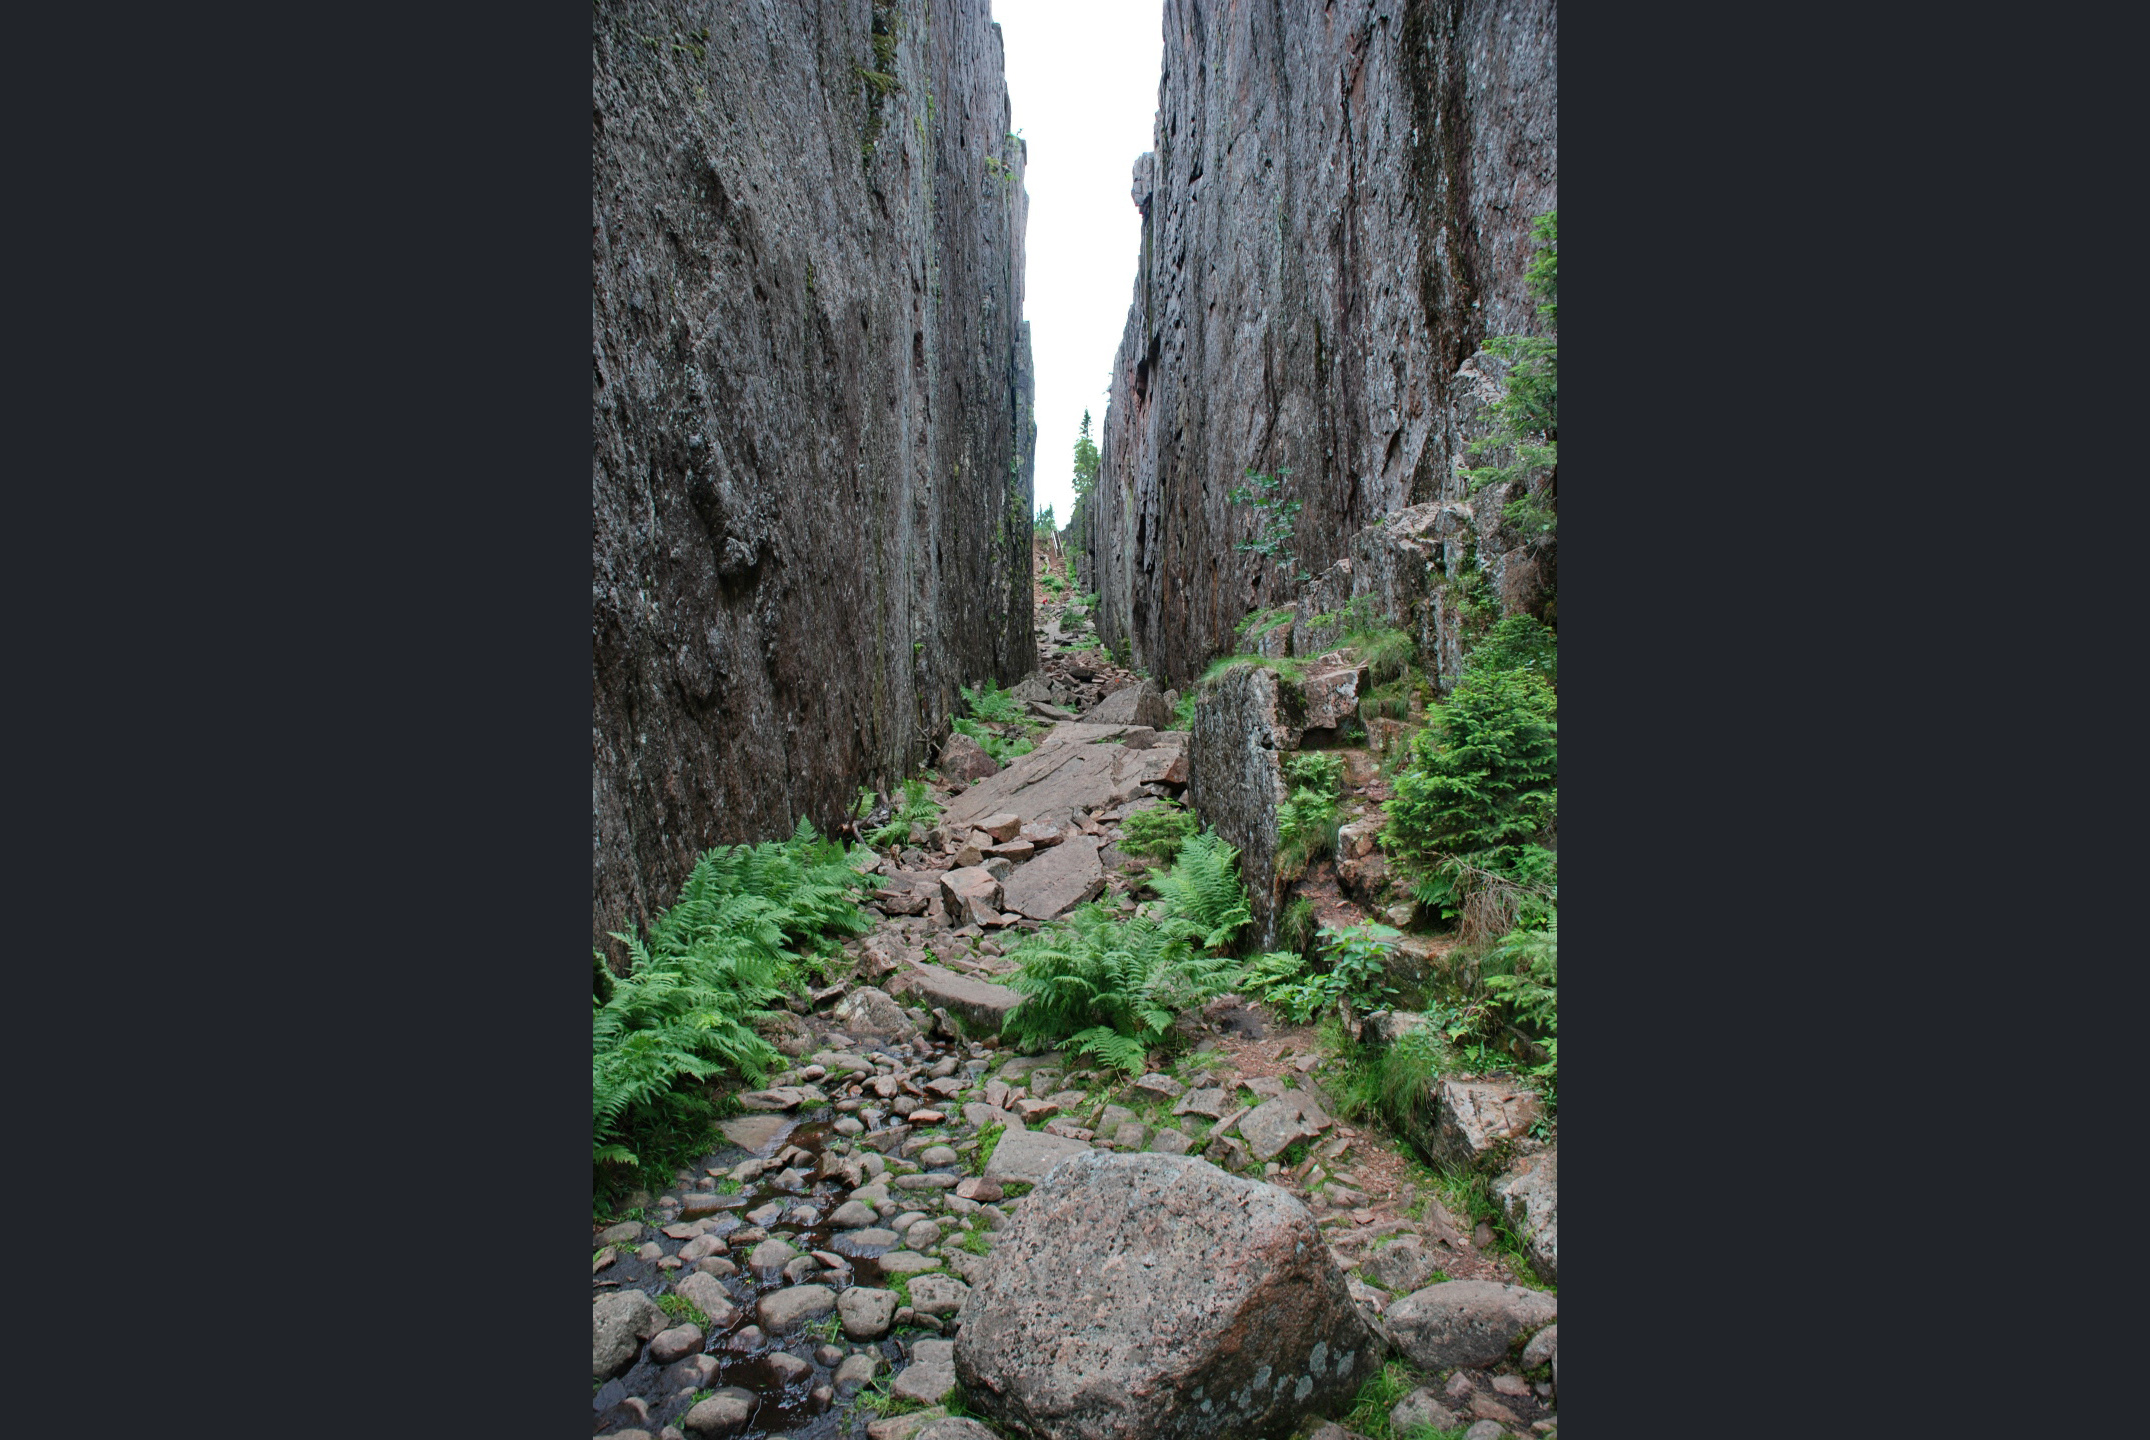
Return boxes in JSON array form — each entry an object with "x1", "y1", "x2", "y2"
[
  {"x1": 598, "y1": 1221, "x2": 645, "y2": 1247},
  {"x1": 748, "y1": 1238, "x2": 799, "y2": 1276},
  {"x1": 835, "y1": 1350, "x2": 886, "y2": 1394},
  {"x1": 660, "y1": 1353, "x2": 720, "y2": 1392},
  {"x1": 757, "y1": 1283, "x2": 837, "y2": 1333},
  {"x1": 1238, "y1": 1090, "x2": 1335, "y2": 1161},
  {"x1": 846, "y1": 1226, "x2": 901, "y2": 1249},
  {"x1": 939, "y1": 732, "x2": 1002, "y2": 783},
  {"x1": 920, "y1": 1144, "x2": 960, "y2": 1167},
  {"x1": 878, "y1": 1251, "x2": 943, "y2": 1278},
  {"x1": 954, "y1": 1177, "x2": 1003, "y2": 1202},
  {"x1": 909, "y1": 1273, "x2": 971, "y2": 1318},
  {"x1": 674, "y1": 1273, "x2": 740, "y2": 1329},
  {"x1": 647, "y1": 1324, "x2": 704, "y2": 1364},
  {"x1": 1494, "y1": 1147, "x2": 1558, "y2": 1284},
  {"x1": 677, "y1": 1234, "x2": 725, "y2": 1263},
  {"x1": 766, "y1": 1350, "x2": 813, "y2": 1385},
  {"x1": 1386, "y1": 1280, "x2": 1558, "y2": 1370},
  {"x1": 1393, "y1": 1389, "x2": 1462, "y2": 1433},
  {"x1": 1432, "y1": 1080, "x2": 1541, "y2": 1174},
  {"x1": 694, "y1": 1256, "x2": 738, "y2": 1278},
  {"x1": 982, "y1": 1125, "x2": 1091, "y2": 1185},
  {"x1": 891, "y1": 1338, "x2": 960, "y2": 1404},
  {"x1": 592, "y1": 1289, "x2": 666, "y2": 1379},
  {"x1": 783, "y1": 1254, "x2": 824, "y2": 1283},
  {"x1": 681, "y1": 1387, "x2": 755, "y2": 1436},
  {"x1": 997, "y1": 834, "x2": 1107, "y2": 920},
  {"x1": 904, "y1": 1220, "x2": 944, "y2": 1250},
  {"x1": 829, "y1": 1200, "x2": 879, "y2": 1229},
  {"x1": 1361, "y1": 1236, "x2": 1443, "y2": 1296},
  {"x1": 955, "y1": 1151, "x2": 1377, "y2": 1439},
  {"x1": 840, "y1": 1286, "x2": 898, "y2": 1341}
]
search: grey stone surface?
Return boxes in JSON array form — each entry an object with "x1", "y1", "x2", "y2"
[
  {"x1": 840, "y1": 1286, "x2": 899, "y2": 1341},
  {"x1": 592, "y1": 1288, "x2": 666, "y2": 1379},
  {"x1": 592, "y1": 0, "x2": 1036, "y2": 962},
  {"x1": 1237, "y1": 1090, "x2": 1335, "y2": 1162},
  {"x1": 829, "y1": 1200, "x2": 879, "y2": 1229},
  {"x1": 903, "y1": 962, "x2": 1024, "y2": 1034},
  {"x1": 1077, "y1": 0, "x2": 1557, "y2": 691},
  {"x1": 681, "y1": 1387, "x2": 756, "y2": 1436},
  {"x1": 835, "y1": 1350, "x2": 886, "y2": 1394},
  {"x1": 891, "y1": 1338, "x2": 960, "y2": 1404},
  {"x1": 908, "y1": 1273, "x2": 972, "y2": 1318},
  {"x1": 647, "y1": 1324, "x2": 704, "y2": 1365},
  {"x1": 1433, "y1": 1080, "x2": 1541, "y2": 1173},
  {"x1": 876, "y1": 1250, "x2": 942, "y2": 1278},
  {"x1": 1188, "y1": 665, "x2": 1300, "y2": 946},
  {"x1": 938, "y1": 732, "x2": 1002, "y2": 783},
  {"x1": 997, "y1": 833, "x2": 1107, "y2": 920},
  {"x1": 673, "y1": 1273, "x2": 740, "y2": 1330},
  {"x1": 939, "y1": 868, "x2": 1006, "y2": 928},
  {"x1": 1521, "y1": 1322, "x2": 1557, "y2": 1370},
  {"x1": 756, "y1": 1283, "x2": 837, "y2": 1333},
  {"x1": 831, "y1": 987, "x2": 918, "y2": 1039},
  {"x1": 1494, "y1": 1147, "x2": 1557, "y2": 1284},
  {"x1": 1084, "y1": 679, "x2": 1172, "y2": 729},
  {"x1": 955, "y1": 1150, "x2": 1375, "y2": 1440},
  {"x1": 1385, "y1": 1280, "x2": 1557, "y2": 1370},
  {"x1": 1391, "y1": 1388, "x2": 1459, "y2": 1432},
  {"x1": 911, "y1": 1420, "x2": 1000, "y2": 1440},
  {"x1": 981, "y1": 1124, "x2": 1091, "y2": 1185},
  {"x1": 1360, "y1": 1236, "x2": 1442, "y2": 1296}
]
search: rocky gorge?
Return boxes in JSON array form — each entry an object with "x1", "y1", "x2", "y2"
[{"x1": 594, "y1": 3, "x2": 1559, "y2": 1437}]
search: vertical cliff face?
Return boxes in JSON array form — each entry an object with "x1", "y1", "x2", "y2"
[
  {"x1": 1086, "y1": 0, "x2": 1555, "y2": 685},
  {"x1": 593, "y1": 0, "x2": 1035, "y2": 958}
]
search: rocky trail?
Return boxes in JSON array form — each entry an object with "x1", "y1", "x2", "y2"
[{"x1": 593, "y1": 577, "x2": 1559, "y2": 1440}]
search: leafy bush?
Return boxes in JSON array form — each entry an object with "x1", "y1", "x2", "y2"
[
  {"x1": 593, "y1": 821, "x2": 872, "y2": 1188},
  {"x1": 865, "y1": 777, "x2": 942, "y2": 847},
  {"x1": 1483, "y1": 916, "x2": 1557, "y2": 1112},
  {"x1": 1240, "y1": 923, "x2": 1401, "y2": 1022},
  {"x1": 1468, "y1": 614, "x2": 1557, "y2": 685},
  {"x1": 952, "y1": 715, "x2": 1033, "y2": 764},
  {"x1": 1119, "y1": 801, "x2": 1198, "y2": 861},
  {"x1": 1002, "y1": 829, "x2": 1253, "y2": 1071},
  {"x1": 1461, "y1": 210, "x2": 1556, "y2": 539}
]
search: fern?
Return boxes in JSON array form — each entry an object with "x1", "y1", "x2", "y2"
[
  {"x1": 867, "y1": 777, "x2": 941, "y2": 846},
  {"x1": 1149, "y1": 830, "x2": 1254, "y2": 953},
  {"x1": 1120, "y1": 801, "x2": 1197, "y2": 861},
  {"x1": 593, "y1": 821, "x2": 873, "y2": 1184},
  {"x1": 960, "y1": 679, "x2": 1028, "y2": 725}
]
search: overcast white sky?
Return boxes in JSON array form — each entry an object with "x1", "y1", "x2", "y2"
[{"x1": 995, "y1": 1, "x2": 1164, "y2": 529}]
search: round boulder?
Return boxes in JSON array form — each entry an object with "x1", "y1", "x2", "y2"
[
  {"x1": 756, "y1": 1283, "x2": 837, "y2": 1333},
  {"x1": 1385, "y1": 1280, "x2": 1557, "y2": 1370},
  {"x1": 954, "y1": 1150, "x2": 1379, "y2": 1439},
  {"x1": 591, "y1": 1288, "x2": 666, "y2": 1379}
]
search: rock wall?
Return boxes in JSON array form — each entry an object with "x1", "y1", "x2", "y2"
[
  {"x1": 1084, "y1": 0, "x2": 1556, "y2": 685},
  {"x1": 593, "y1": 0, "x2": 1035, "y2": 960}
]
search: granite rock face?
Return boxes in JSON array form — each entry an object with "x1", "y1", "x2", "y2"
[
  {"x1": 1081, "y1": 0, "x2": 1557, "y2": 687},
  {"x1": 1188, "y1": 664, "x2": 1301, "y2": 946},
  {"x1": 956, "y1": 1150, "x2": 1378, "y2": 1440},
  {"x1": 593, "y1": 0, "x2": 1036, "y2": 959}
]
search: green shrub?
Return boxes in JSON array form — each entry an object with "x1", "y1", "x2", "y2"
[
  {"x1": 1461, "y1": 210, "x2": 1556, "y2": 539},
  {"x1": 593, "y1": 821, "x2": 873, "y2": 1195},
  {"x1": 1148, "y1": 830, "x2": 1254, "y2": 953},
  {"x1": 1119, "y1": 802, "x2": 1198, "y2": 861},
  {"x1": 1385, "y1": 666, "x2": 1556, "y2": 924},
  {"x1": 1234, "y1": 605, "x2": 1297, "y2": 646},
  {"x1": 1240, "y1": 923, "x2": 1401, "y2": 1023},
  {"x1": 1341, "y1": 625, "x2": 1416, "y2": 686},
  {"x1": 1467, "y1": 614, "x2": 1557, "y2": 685},
  {"x1": 960, "y1": 679, "x2": 1028, "y2": 725},
  {"x1": 1483, "y1": 916, "x2": 1557, "y2": 1113},
  {"x1": 952, "y1": 714, "x2": 1034, "y2": 764}
]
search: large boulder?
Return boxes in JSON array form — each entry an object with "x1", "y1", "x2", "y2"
[
  {"x1": 1493, "y1": 1148, "x2": 1557, "y2": 1284},
  {"x1": 939, "y1": 731, "x2": 1002, "y2": 783},
  {"x1": 955, "y1": 1150, "x2": 1379, "y2": 1440},
  {"x1": 1084, "y1": 679, "x2": 1172, "y2": 729},
  {"x1": 592, "y1": 1289, "x2": 667, "y2": 1379},
  {"x1": 1385, "y1": 1280, "x2": 1557, "y2": 1370}
]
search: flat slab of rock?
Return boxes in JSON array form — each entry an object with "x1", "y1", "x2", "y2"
[
  {"x1": 1433, "y1": 1080, "x2": 1541, "y2": 1172},
  {"x1": 908, "y1": 1273, "x2": 972, "y2": 1317},
  {"x1": 716, "y1": 1114, "x2": 793, "y2": 1152},
  {"x1": 1386, "y1": 1279, "x2": 1557, "y2": 1370},
  {"x1": 877, "y1": 1251, "x2": 943, "y2": 1277},
  {"x1": 903, "y1": 963, "x2": 1024, "y2": 1035},
  {"x1": 981, "y1": 1125, "x2": 1092, "y2": 1186},
  {"x1": 1238, "y1": 1090, "x2": 1335, "y2": 1161},
  {"x1": 891, "y1": 1337, "x2": 960, "y2": 1404},
  {"x1": 1171, "y1": 1086, "x2": 1233, "y2": 1119},
  {"x1": 757, "y1": 1283, "x2": 837, "y2": 1333},
  {"x1": 998, "y1": 834, "x2": 1106, "y2": 920},
  {"x1": 1494, "y1": 1147, "x2": 1557, "y2": 1283},
  {"x1": 955, "y1": 1151, "x2": 1376, "y2": 1440}
]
